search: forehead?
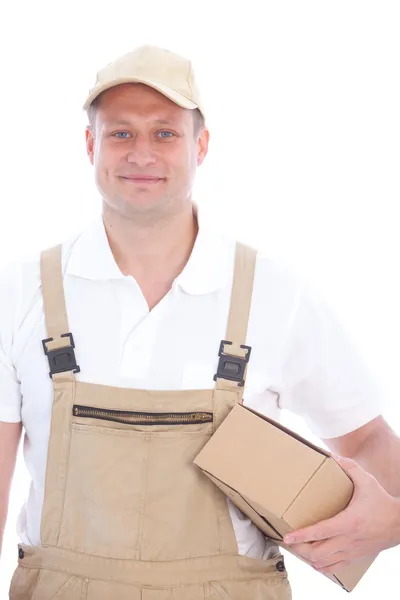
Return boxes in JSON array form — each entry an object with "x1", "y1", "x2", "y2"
[{"x1": 94, "y1": 83, "x2": 190, "y2": 124}]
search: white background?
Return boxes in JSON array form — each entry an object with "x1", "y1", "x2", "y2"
[{"x1": 0, "y1": 0, "x2": 399, "y2": 598}]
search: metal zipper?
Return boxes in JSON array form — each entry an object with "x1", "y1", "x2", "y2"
[{"x1": 72, "y1": 404, "x2": 213, "y2": 426}]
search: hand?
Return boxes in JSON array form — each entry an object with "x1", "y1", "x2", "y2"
[{"x1": 283, "y1": 454, "x2": 400, "y2": 574}]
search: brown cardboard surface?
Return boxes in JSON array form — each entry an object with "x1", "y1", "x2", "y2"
[
  {"x1": 283, "y1": 458, "x2": 353, "y2": 529},
  {"x1": 196, "y1": 402, "x2": 326, "y2": 517},
  {"x1": 194, "y1": 403, "x2": 376, "y2": 592}
]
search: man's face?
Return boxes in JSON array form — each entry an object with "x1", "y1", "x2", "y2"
[{"x1": 86, "y1": 83, "x2": 209, "y2": 219}]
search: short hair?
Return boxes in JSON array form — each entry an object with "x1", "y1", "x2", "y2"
[
  {"x1": 192, "y1": 108, "x2": 205, "y2": 135},
  {"x1": 87, "y1": 99, "x2": 98, "y2": 129},
  {"x1": 87, "y1": 95, "x2": 204, "y2": 136}
]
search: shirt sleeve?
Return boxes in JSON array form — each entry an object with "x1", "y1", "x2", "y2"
[
  {"x1": 0, "y1": 264, "x2": 22, "y2": 422},
  {"x1": 278, "y1": 282, "x2": 384, "y2": 439}
]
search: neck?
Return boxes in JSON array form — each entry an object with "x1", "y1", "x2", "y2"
[{"x1": 102, "y1": 202, "x2": 198, "y2": 291}]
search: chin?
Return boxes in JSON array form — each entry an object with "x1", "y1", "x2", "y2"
[{"x1": 121, "y1": 196, "x2": 166, "y2": 214}]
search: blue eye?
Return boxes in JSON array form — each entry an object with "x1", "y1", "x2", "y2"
[
  {"x1": 114, "y1": 132, "x2": 130, "y2": 139},
  {"x1": 158, "y1": 131, "x2": 174, "y2": 139}
]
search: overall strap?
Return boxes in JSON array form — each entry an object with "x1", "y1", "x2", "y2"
[
  {"x1": 40, "y1": 245, "x2": 80, "y2": 381},
  {"x1": 214, "y1": 241, "x2": 257, "y2": 400}
]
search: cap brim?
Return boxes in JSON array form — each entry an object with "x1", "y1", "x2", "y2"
[{"x1": 83, "y1": 77, "x2": 198, "y2": 112}]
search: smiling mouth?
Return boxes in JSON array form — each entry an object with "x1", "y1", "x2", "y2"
[{"x1": 120, "y1": 176, "x2": 164, "y2": 183}]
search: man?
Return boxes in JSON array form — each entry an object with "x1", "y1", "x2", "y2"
[{"x1": 0, "y1": 45, "x2": 399, "y2": 599}]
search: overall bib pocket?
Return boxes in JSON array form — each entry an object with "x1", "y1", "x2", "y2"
[{"x1": 57, "y1": 405, "x2": 220, "y2": 560}]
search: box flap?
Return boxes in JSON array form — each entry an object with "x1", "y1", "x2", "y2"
[{"x1": 195, "y1": 404, "x2": 325, "y2": 516}]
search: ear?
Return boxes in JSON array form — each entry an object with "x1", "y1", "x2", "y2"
[
  {"x1": 86, "y1": 126, "x2": 95, "y2": 165},
  {"x1": 197, "y1": 127, "x2": 210, "y2": 166}
]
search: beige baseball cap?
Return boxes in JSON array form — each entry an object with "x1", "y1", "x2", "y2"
[{"x1": 83, "y1": 45, "x2": 205, "y2": 120}]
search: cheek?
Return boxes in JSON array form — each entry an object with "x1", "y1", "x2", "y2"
[
  {"x1": 171, "y1": 146, "x2": 197, "y2": 175},
  {"x1": 94, "y1": 143, "x2": 118, "y2": 174},
  {"x1": 93, "y1": 142, "x2": 105, "y2": 169}
]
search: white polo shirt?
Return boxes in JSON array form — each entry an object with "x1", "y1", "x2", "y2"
[{"x1": 0, "y1": 214, "x2": 382, "y2": 559}]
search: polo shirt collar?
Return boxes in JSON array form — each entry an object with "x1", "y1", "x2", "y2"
[{"x1": 66, "y1": 209, "x2": 233, "y2": 295}]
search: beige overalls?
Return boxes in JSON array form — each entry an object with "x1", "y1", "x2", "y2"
[{"x1": 9, "y1": 242, "x2": 291, "y2": 600}]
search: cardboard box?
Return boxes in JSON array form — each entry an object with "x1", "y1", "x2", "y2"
[{"x1": 194, "y1": 403, "x2": 375, "y2": 592}]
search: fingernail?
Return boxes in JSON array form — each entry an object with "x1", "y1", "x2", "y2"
[{"x1": 284, "y1": 535, "x2": 294, "y2": 544}]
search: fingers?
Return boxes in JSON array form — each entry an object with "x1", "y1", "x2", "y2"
[
  {"x1": 290, "y1": 536, "x2": 346, "y2": 567},
  {"x1": 284, "y1": 513, "x2": 348, "y2": 544},
  {"x1": 289, "y1": 535, "x2": 368, "y2": 571}
]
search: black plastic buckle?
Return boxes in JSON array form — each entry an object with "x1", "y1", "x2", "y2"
[
  {"x1": 213, "y1": 340, "x2": 252, "y2": 387},
  {"x1": 42, "y1": 332, "x2": 80, "y2": 379}
]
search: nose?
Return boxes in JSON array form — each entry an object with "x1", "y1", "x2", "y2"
[{"x1": 125, "y1": 135, "x2": 156, "y2": 167}]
